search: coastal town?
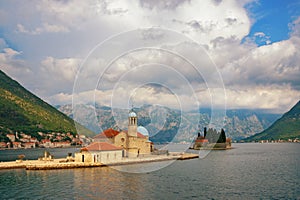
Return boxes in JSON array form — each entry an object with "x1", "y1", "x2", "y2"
[{"x1": 0, "y1": 131, "x2": 92, "y2": 149}]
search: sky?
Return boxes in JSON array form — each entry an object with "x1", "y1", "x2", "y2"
[{"x1": 0, "y1": 0, "x2": 300, "y2": 113}]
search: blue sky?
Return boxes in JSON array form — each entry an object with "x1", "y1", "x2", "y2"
[
  {"x1": 0, "y1": 0, "x2": 300, "y2": 113},
  {"x1": 245, "y1": 0, "x2": 300, "y2": 46}
]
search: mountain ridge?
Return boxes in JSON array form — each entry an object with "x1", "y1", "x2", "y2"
[
  {"x1": 58, "y1": 103, "x2": 281, "y2": 142},
  {"x1": 245, "y1": 100, "x2": 300, "y2": 141},
  {"x1": 0, "y1": 70, "x2": 94, "y2": 139}
]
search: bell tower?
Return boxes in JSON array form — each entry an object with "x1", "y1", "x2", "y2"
[{"x1": 128, "y1": 111, "x2": 137, "y2": 137}]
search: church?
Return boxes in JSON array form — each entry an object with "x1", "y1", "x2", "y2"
[
  {"x1": 94, "y1": 110, "x2": 153, "y2": 157},
  {"x1": 75, "y1": 110, "x2": 153, "y2": 163}
]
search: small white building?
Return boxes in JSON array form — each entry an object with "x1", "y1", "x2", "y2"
[{"x1": 75, "y1": 142, "x2": 123, "y2": 164}]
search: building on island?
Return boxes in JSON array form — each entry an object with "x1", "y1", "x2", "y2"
[
  {"x1": 75, "y1": 110, "x2": 153, "y2": 163},
  {"x1": 192, "y1": 127, "x2": 231, "y2": 150},
  {"x1": 77, "y1": 142, "x2": 123, "y2": 164}
]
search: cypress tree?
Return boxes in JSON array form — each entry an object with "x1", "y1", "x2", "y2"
[{"x1": 221, "y1": 128, "x2": 226, "y2": 143}]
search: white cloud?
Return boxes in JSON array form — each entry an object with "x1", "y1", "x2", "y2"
[
  {"x1": 41, "y1": 56, "x2": 80, "y2": 82},
  {"x1": 12, "y1": 0, "x2": 251, "y2": 47},
  {"x1": 17, "y1": 23, "x2": 69, "y2": 35},
  {"x1": 0, "y1": 46, "x2": 33, "y2": 89},
  {"x1": 254, "y1": 32, "x2": 265, "y2": 37},
  {"x1": 224, "y1": 85, "x2": 300, "y2": 113},
  {"x1": 289, "y1": 16, "x2": 300, "y2": 37},
  {"x1": 224, "y1": 39, "x2": 299, "y2": 87},
  {"x1": 52, "y1": 82, "x2": 300, "y2": 113},
  {"x1": 0, "y1": 48, "x2": 21, "y2": 59},
  {"x1": 1, "y1": 0, "x2": 300, "y2": 114}
]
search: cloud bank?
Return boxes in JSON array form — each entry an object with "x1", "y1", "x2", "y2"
[{"x1": 0, "y1": 0, "x2": 299, "y2": 113}]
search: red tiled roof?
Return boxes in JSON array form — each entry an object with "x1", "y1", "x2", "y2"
[
  {"x1": 0, "y1": 142, "x2": 7, "y2": 147},
  {"x1": 195, "y1": 139, "x2": 209, "y2": 143},
  {"x1": 81, "y1": 142, "x2": 122, "y2": 151},
  {"x1": 137, "y1": 132, "x2": 147, "y2": 139},
  {"x1": 94, "y1": 128, "x2": 120, "y2": 139},
  {"x1": 12, "y1": 142, "x2": 21, "y2": 144}
]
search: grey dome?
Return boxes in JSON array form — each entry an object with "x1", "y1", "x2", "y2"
[
  {"x1": 137, "y1": 126, "x2": 149, "y2": 136},
  {"x1": 129, "y1": 111, "x2": 137, "y2": 117}
]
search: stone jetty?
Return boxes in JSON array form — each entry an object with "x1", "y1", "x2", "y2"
[{"x1": 0, "y1": 153, "x2": 198, "y2": 170}]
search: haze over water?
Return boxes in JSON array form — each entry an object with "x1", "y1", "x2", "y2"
[{"x1": 0, "y1": 143, "x2": 299, "y2": 199}]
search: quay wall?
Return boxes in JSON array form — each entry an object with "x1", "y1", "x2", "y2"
[{"x1": 0, "y1": 153, "x2": 199, "y2": 170}]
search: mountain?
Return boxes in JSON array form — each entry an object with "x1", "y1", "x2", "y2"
[
  {"x1": 0, "y1": 70, "x2": 94, "y2": 139},
  {"x1": 58, "y1": 104, "x2": 280, "y2": 142},
  {"x1": 246, "y1": 100, "x2": 300, "y2": 141}
]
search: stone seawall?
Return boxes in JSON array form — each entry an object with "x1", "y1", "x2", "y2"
[
  {"x1": 0, "y1": 153, "x2": 199, "y2": 170},
  {"x1": 0, "y1": 159, "x2": 103, "y2": 170}
]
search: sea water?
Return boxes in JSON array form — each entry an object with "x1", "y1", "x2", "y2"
[
  {"x1": 0, "y1": 147, "x2": 80, "y2": 161},
  {"x1": 0, "y1": 143, "x2": 299, "y2": 199}
]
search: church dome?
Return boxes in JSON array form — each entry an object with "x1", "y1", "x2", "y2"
[
  {"x1": 129, "y1": 111, "x2": 137, "y2": 117},
  {"x1": 137, "y1": 126, "x2": 149, "y2": 136}
]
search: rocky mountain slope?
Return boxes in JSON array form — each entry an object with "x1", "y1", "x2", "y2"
[{"x1": 58, "y1": 104, "x2": 280, "y2": 142}]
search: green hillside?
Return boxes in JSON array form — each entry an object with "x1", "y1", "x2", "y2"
[
  {"x1": 0, "y1": 70, "x2": 94, "y2": 137},
  {"x1": 246, "y1": 100, "x2": 300, "y2": 141}
]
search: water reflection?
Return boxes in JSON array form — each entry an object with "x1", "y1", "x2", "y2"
[{"x1": 72, "y1": 167, "x2": 152, "y2": 199}]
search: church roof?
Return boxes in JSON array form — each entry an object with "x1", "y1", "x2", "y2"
[
  {"x1": 81, "y1": 142, "x2": 122, "y2": 151},
  {"x1": 137, "y1": 132, "x2": 147, "y2": 139},
  {"x1": 137, "y1": 126, "x2": 149, "y2": 136},
  {"x1": 94, "y1": 128, "x2": 120, "y2": 139}
]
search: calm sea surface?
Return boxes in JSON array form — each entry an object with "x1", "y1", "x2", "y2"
[
  {"x1": 0, "y1": 143, "x2": 299, "y2": 199},
  {"x1": 0, "y1": 147, "x2": 80, "y2": 161}
]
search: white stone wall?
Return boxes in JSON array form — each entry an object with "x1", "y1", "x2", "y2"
[
  {"x1": 75, "y1": 150, "x2": 123, "y2": 164},
  {"x1": 92, "y1": 150, "x2": 123, "y2": 164}
]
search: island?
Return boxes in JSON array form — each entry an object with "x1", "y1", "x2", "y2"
[
  {"x1": 191, "y1": 127, "x2": 232, "y2": 150},
  {"x1": 0, "y1": 110, "x2": 198, "y2": 170}
]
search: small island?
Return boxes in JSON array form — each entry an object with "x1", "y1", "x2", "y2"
[
  {"x1": 191, "y1": 127, "x2": 232, "y2": 150},
  {"x1": 0, "y1": 110, "x2": 198, "y2": 170}
]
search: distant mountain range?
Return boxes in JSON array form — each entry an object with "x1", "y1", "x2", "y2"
[
  {"x1": 246, "y1": 100, "x2": 300, "y2": 141},
  {"x1": 0, "y1": 70, "x2": 94, "y2": 140},
  {"x1": 2, "y1": 68, "x2": 293, "y2": 144},
  {"x1": 58, "y1": 104, "x2": 281, "y2": 142}
]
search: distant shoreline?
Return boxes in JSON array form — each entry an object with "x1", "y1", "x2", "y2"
[{"x1": 0, "y1": 146, "x2": 80, "y2": 150}]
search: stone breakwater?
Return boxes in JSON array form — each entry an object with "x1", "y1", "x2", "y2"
[
  {"x1": 0, "y1": 153, "x2": 199, "y2": 170},
  {"x1": 0, "y1": 159, "x2": 100, "y2": 170}
]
